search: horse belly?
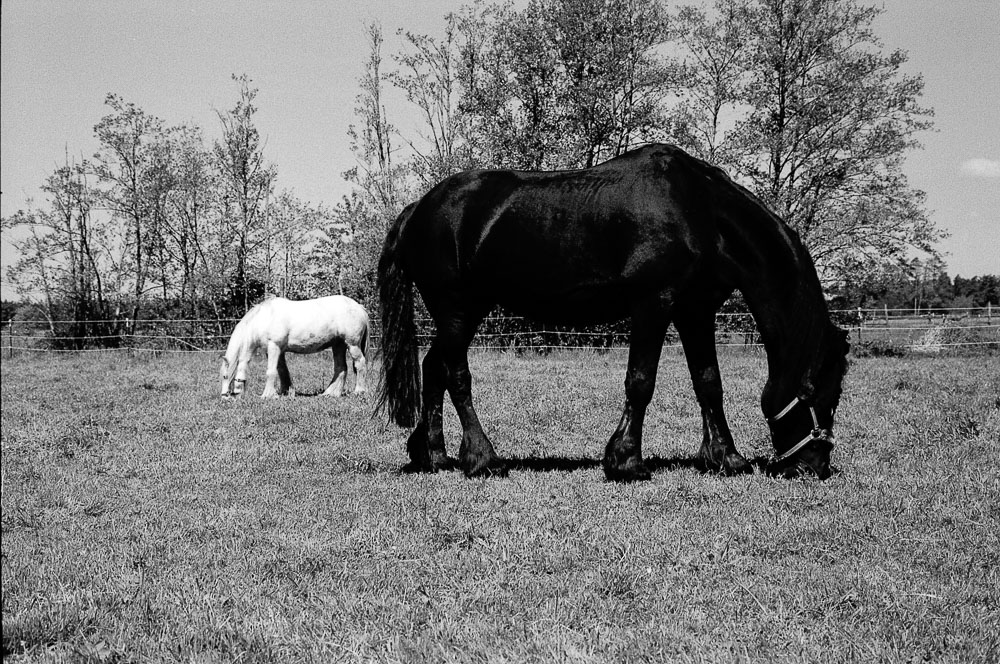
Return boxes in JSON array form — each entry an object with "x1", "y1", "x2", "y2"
[
  {"x1": 481, "y1": 229, "x2": 682, "y2": 325},
  {"x1": 272, "y1": 324, "x2": 340, "y2": 353}
]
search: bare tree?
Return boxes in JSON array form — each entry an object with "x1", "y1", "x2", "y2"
[{"x1": 2, "y1": 157, "x2": 117, "y2": 346}]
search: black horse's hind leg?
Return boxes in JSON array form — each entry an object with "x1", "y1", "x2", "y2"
[
  {"x1": 604, "y1": 304, "x2": 670, "y2": 482},
  {"x1": 674, "y1": 303, "x2": 752, "y2": 475},
  {"x1": 448, "y1": 352, "x2": 505, "y2": 478},
  {"x1": 434, "y1": 315, "x2": 505, "y2": 478},
  {"x1": 402, "y1": 344, "x2": 453, "y2": 473}
]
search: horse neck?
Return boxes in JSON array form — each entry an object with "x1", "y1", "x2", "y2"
[
  {"x1": 225, "y1": 323, "x2": 251, "y2": 366},
  {"x1": 727, "y1": 226, "x2": 833, "y2": 413}
]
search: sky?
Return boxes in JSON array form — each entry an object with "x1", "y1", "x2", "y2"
[{"x1": 2, "y1": 0, "x2": 998, "y2": 300}]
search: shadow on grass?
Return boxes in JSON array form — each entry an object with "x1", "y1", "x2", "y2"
[
  {"x1": 399, "y1": 454, "x2": 839, "y2": 480},
  {"x1": 468, "y1": 454, "x2": 786, "y2": 475}
]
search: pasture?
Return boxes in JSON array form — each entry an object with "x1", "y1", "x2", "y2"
[{"x1": 2, "y1": 349, "x2": 998, "y2": 662}]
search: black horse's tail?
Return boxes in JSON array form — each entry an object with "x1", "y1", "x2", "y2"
[{"x1": 376, "y1": 204, "x2": 421, "y2": 427}]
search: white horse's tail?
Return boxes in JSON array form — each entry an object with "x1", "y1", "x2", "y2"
[{"x1": 359, "y1": 316, "x2": 370, "y2": 355}]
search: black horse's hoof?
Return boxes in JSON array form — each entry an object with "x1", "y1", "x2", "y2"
[
  {"x1": 721, "y1": 453, "x2": 753, "y2": 476},
  {"x1": 698, "y1": 450, "x2": 753, "y2": 476},
  {"x1": 401, "y1": 454, "x2": 456, "y2": 474},
  {"x1": 401, "y1": 460, "x2": 431, "y2": 474},
  {"x1": 461, "y1": 455, "x2": 508, "y2": 479},
  {"x1": 603, "y1": 459, "x2": 652, "y2": 483}
]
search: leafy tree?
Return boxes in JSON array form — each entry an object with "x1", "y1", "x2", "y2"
[
  {"x1": 674, "y1": 0, "x2": 941, "y2": 283},
  {"x1": 214, "y1": 74, "x2": 277, "y2": 312},
  {"x1": 92, "y1": 94, "x2": 173, "y2": 323},
  {"x1": 262, "y1": 191, "x2": 328, "y2": 298},
  {"x1": 391, "y1": 15, "x2": 479, "y2": 186},
  {"x1": 160, "y1": 124, "x2": 224, "y2": 320},
  {"x1": 456, "y1": 0, "x2": 677, "y2": 170},
  {"x1": 673, "y1": 0, "x2": 749, "y2": 163},
  {"x1": 346, "y1": 24, "x2": 411, "y2": 215}
]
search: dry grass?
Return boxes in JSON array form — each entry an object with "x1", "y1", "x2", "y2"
[{"x1": 2, "y1": 349, "x2": 998, "y2": 662}]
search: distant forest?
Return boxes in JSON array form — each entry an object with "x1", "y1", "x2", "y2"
[{"x1": 829, "y1": 266, "x2": 999, "y2": 311}]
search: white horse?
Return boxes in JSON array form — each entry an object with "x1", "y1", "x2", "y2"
[{"x1": 219, "y1": 295, "x2": 369, "y2": 398}]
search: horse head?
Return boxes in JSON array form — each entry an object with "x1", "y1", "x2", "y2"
[
  {"x1": 219, "y1": 355, "x2": 233, "y2": 397},
  {"x1": 219, "y1": 353, "x2": 245, "y2": 398},
  {"x1": 766, "y1": 325, "x2": 850, "y2": 480}
]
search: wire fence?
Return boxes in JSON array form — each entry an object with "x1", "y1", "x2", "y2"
[{"x1": 1, "y1": 306, "x2": 998, "y2": 357}]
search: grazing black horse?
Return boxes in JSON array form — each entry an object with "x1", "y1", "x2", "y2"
[{"x1": 377, "y1": 144, "x2": 849, "y2": 481}]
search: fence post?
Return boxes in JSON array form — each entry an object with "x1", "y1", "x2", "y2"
[
  {"x1": 856, "y1": 307, "x2": 863, "y2": 344},
  {"x1": 7, "y1": 319, "x2": 13, "y2": 359}
]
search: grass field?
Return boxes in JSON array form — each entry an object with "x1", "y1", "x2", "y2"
[{"x1": 2, "y1": 349, "x2": 998, "y2": 663}]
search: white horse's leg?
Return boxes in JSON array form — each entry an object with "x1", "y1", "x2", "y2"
[
  {"x1": 323, "y1": 342, "x2": 348, "y2": 397},
  {"x1": 262, "y1": 342, "x2": 282, "y2": 398},
  {"x1": 349, "y1": 344, "x2": 367, "y2": 394}
]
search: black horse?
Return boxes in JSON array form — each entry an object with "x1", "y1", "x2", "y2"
[{"x1": 377, "y1": 144, "x2": 849, "y2": 481}]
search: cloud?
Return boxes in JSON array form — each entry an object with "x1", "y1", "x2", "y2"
[{"x1": 960, "y1": 158, "x2": 1000, "y2": 178}]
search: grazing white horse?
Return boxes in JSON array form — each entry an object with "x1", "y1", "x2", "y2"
[{"x1": 219, "y1": 295, "x2": 369, "y2": 398}]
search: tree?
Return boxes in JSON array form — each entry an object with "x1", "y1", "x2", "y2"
[
  {"x1": 263, "y1": 191, "x2": 327, "y2": 298},
  {"x1": 346, "y1": 24, "x2": 410, "y2": 214},
  {"x1": 160, "y1": 123, "x2": 225, "y2": 321},
  {"x1": 92, "y1": 94, "x2": 172, "y2": 323},
  {"x1": 340, "y1": 23, "x2": 426, "y2": 308},
  {"x1": 2, "y1": 157, "x2": 118, "y2": 347},
  {"x1": 675, "y1": 0, "x2": 941, "y2": 284},
  {"x1": 391, "y1": 15, "x2": 478, "y2": 186},
  {"x1": 673, "y1": 0, "x2": 750, "y2": 164},
  {"x1": 214, "y1": 74, "x2": 277, "y2": 311},
  {"x1": 455, "y1": 0, "x2": 678, "y2": 170}
]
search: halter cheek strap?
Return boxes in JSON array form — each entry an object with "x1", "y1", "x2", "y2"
[{"x1": 768, "y1": 397, "x2": 835, "y2": 463}]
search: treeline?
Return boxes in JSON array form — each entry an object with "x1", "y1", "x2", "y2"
[
  {"x1": 830, "y1": 259, "x2": 999, "y2": 311},
  {"x1": 3, "y1": 0, "x2": 945, "y2": 347}
]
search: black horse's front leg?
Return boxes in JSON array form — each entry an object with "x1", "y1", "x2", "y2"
[
  {"x1": 604, "y1": 305, "x2": 670, "y2": 482},
  {"x1": 674, "y1": 304, "x2": 752, "y2": 476}
]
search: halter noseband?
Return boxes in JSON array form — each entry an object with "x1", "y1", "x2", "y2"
[{"x1": 768, "y1": 396, "x2": 835, "y2": 463}]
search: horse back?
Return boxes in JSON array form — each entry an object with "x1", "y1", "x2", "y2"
[
  {"x1": 397, "y1": 144, "x2": 763, "y2": 323},
  {"x1": 256, "y1": 296, "x2": 369, "y2": 352}
]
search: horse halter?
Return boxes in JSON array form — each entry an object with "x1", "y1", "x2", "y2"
[{"x1": 768, "y1": 396, "x2": 835, "y2": 463}]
